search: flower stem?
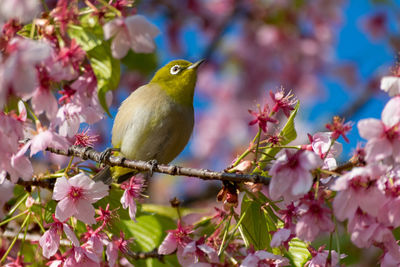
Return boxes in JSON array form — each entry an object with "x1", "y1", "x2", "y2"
[{"x1": 0, "y1": 212, "x2": 31, "y2": 263}]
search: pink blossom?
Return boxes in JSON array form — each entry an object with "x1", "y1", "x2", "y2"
[
  {"x1": 120, "y1": 176, "x2": 145, "y2": 221},
  {"x1": 269, "y1": 88, "x2": 297, "y2": 117},
  {"x1": 378, "y1": 171, "x2": 400, "y2": 227},
  {"x1": 325, "y1": 116, "x2": 352, "y2": 143},
  {"x1": 332, "y1": 164, "x2": 387, "y2": 221},
  {"x1": 270, "y1": 228, "x2": 291, "y2": 248},
  {"x1": 27, "y1": 128, "x2": 70, "y2": 157},
  {"x1": 57, "y1": 39, "x2": 85, "y2": 71},
  {"x1": 64, "y1": 246, "x2": 100, "y2": 267},
  {"x1": 55, "y1": 103, "x2": 81, "y2": 138},
  {"x1": 158, "y1": 221, "x2": 193, "y2": 256},
  {"x1": 307, "y1": 132, "x2": 342, "y2": 170},
  {"x1": 74, "y1": 128, "x2": 98, "y2": 147},
  {"x1": 305, "y1": 247, "x2": 341, "y2": 267},
  {"x1": 358, "y1": 96, "x2": 400, "y2": 162},
  {"x1": 1, "y1": 38, "x2": 51, "y2": 102},
  {"x1": 0, "y1": 0, "x2": 40, "y2": 23},
  {"x1": 269, "y1": 149, "x2": 322, "y2": 201},
  {"x1": 381, "y1": 75, "x2": 400, "y2": 97},
  {"x1": 240, "y1": 250, "x2": 289, "y2": 267},
  {"x1": 106, "y1": 232, "x2": 130, "y2": 267},
  {"x1": 82, "y1": 227, "x2": 108, "y2": 257},
  {"x1": 0, "y1": 111, "x2": 30, "y2": 183},
  {"x1": 347, "y1": 209, "x2": 400, "y2": 259},
  {"x1": 295, "y1": 195, "x2": 334, "y2": 242},
  {"x1": 248, "y1": 104, "x2": 278, "y2": 133},
  {"x1": 31, "y1": 67, "x2": 58, "y2": 120},
  {"x1": 52, "y1": 173, "x2": 109, "y2": 224},
  {"x1": 179, "y1": 239, "x2": 219, "y2": 266},
  {"x1": 103, "y1": 15, "x2": 160, "y2": 59},
  {"x1": 4, "y1": 255, "x2": 28, "y2": 267},
  {"x1": 39, "y1": 216, "x2": 79, "y2": 259}
]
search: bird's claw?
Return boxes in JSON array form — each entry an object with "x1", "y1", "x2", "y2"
[
  {"x1": 148, "y1": 159, "x2": 158, "y2": 177},
  {"x1": 99, "y1": 147, "x2": 120, "y2": 165}
]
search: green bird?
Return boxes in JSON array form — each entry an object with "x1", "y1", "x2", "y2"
[{"x1": 94, "y1": 59, "x2": 204, "y2": 184}]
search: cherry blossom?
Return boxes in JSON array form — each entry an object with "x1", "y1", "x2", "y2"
[
  {"x1": 295, "y1": 194, "x2": 334, "y2": 242},
  {"x1": 63, "y1": 246, "x2": 100, "y2": 267},
  {"x1": 158, "y1": 221, "x2": 194, "y2": 262},
  {"x1": 269, "y1": 149, "x2": 322, "y2": 201},
  {"x1": 248, "y1": 104, "x2": 278, "y2": 133},
  {"x1": 120, "y1": 176, "x2": 146, "y2": 221},
  {"x1": 381, "y1": 75, "x2": 400, "y2": 97},
  {"x1": 179, "y1": 239, "x2": 219, "y2": 266},
  {"x1": 39, "y1": 216, "x2": 79, "y2": 259},
  {"x1": 305, "y1": 246, "x2": 341, "y2": 267},
  {"x1": 0, "y1": 0, "x2": 40, "y2": 23},
  {"x1": 103, "y1": 15, "x2": 160, "y2": 59},
  {"x1": 0, "y1": 38, "x2": 51, "y2": 103},
  {"x1": 52, "y1": 173, "x2": 109, "y2": 224},
  {"x1": 240, "y1": 250, "x2": 289, "y2": 267},
  {"x1": 106, "y1": 232, "x2": 130, "y2": 267},
  {"x1": 332, "y1": 164, "x2": 387, "y2": 221},
  {"x1": 358, "y1": 96, "x2": 400, "y2": 163}
]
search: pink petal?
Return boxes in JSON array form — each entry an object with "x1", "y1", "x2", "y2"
[
  {"x1": 158, "y1": 233, "x2": 177, "y2": 255},
  {"x1": 74, "y1": 199, "x2": 96, "y2": 225},
  {"x1": 103, "y1": 19, "x2": 122, "y2": 40},
  {"x1": 381, "y1": 76, "x2": 400, "y2": 97},
  {"x1": 270, "y1": 228, "x2": 291, "y2": 247},
  {"x1": 357, "y1": 118, "x2": 384, "y2": 140},
  {"x1": 39, "y1": 228, "x2": 60, "y2": 259},
  {"x1": 177, "y1": 245, "x2": 197, "y2": 267},
  {"x1": 111, "y1": 31, "x2": 131, "y2": 59},
  {"x1": 125, "y1": 15, "x2": 160, "y2": 53},
  {"x1": 365, "y1": 137, "x2": 392, "y2": 162},
  {"x1": 52, "y1": 177, "x2": 70, "y2": 200},
  {"x1": 85, "y1": 181, "x2": 109, "y2": 203},
  {"x1": 333, "y1": 191, "x2": 357, "y2": 221},
  {"x1": 63, "y1": 223, "x2": 80, "y2": 246},
  {"x1": 291, "y1": 171, "x2": 313, "y2": 196},
  {"x1": 106, "y1": 242, "x2": 118, "y2": 267},
  {"x1": 382, "y1": 96, "x2": 400, "y2": 127},
  {"x1": 68, "y1": 173, "x2": 92, "y2": 189},
  {"x1": 55, "y1": 197, "x2": 76, "y2": 222},
  {"x1": 269, "y1": 168, "x2": 292, "y2": 200},
  {"x1": 298, "y1": 150, "x2": 322, "y2": 170},
  {"x1": 197, "y1": 244, "x2": 219, "y2": 263}
]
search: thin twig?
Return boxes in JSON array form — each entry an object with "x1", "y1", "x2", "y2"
[{"x1": 45, "y1": 145, "x2": 271, "y2": 185}]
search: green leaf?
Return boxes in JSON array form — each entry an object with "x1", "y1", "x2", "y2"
[
  {"x1": 88, "y1": 43, "x2": 120, "y2": 116},
  {"x1": 67, "y1": 24, "x2": 120, "y2": 116},
  {"x1": 239, "y1": 194, "x2": 271, "y2": 250},
  {"x1": 121, "y1": 50, "x2": 158, "y2": 76},
  {"x1": 44, "y1": 200, "x2": 57, "y2": 223},
  {"x1": 257, "y1": 101, "x2": 300, "y2": 171},
  {"x1": 118, "y1": 214, "x2": 178, "y2": 266},
  {"x1": 287, "y1": 238, "x2": 311, "y2": 267},
  {"x1": 67, "y1": 25, "x2": 102, "y2": 51}
]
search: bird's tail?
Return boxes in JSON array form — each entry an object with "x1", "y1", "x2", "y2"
[{"x1": 93, "y1": 165, "x2": 113, "y2": 185}]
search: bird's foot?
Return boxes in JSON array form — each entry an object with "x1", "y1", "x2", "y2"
[
  {"x1": 99, "y1": 147, "x2": 120, "y2": 165},
  {"x1": 147, "y1": 159, "x2": 158, "y2": 177}
]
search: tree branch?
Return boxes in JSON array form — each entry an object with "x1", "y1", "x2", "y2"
[{"x1": 45, "y1": 145, "x2": 271, "y2": 185}]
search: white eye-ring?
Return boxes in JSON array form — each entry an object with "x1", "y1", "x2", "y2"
[{"x1": 170, "y1": 65, "x2": 181, "y2": 75}]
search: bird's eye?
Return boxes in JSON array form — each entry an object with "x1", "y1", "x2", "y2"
[{"x1": 170, "y1": 65, "x2": 181, "y2": 75}]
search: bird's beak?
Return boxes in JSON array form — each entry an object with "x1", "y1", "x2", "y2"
[{"x1": 187, "y1": 59, "x2": 205, "y2": 70}]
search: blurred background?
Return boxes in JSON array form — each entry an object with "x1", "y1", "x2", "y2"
[{"x1": 92, "y1": 0, "x2": 400, "y2": 204}]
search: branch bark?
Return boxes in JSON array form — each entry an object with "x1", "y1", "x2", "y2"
[{"x1": 45, "y1": 145, "x2": 271, "y2": 185}]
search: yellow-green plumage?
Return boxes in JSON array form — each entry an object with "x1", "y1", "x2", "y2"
[{"x1": 95, "y1": 59, "x2": 203, "y2": 183}]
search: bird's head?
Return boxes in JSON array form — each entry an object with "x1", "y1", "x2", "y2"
[{"x1": 150, "y1": 59, "x2": 204, "y2": 106}]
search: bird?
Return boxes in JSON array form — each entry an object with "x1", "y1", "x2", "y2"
[{"x1": 94, "y1": 59, "x2": 204, "y2": 184}]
